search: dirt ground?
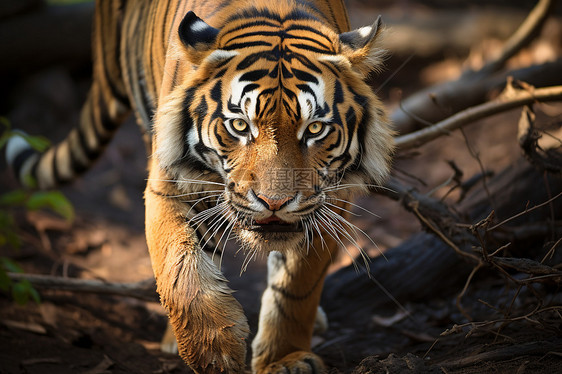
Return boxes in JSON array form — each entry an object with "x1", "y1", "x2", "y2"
[{"x1": 1, "y1": 1, "x2": 561, "y2": 373}]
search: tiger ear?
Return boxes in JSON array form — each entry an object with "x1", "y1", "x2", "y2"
[
  {"x1": 339, "y1": 15, "x2": 386, "y2": 77},
  {"x1": 178, "y1": 11, "x2": 220, "y2": 64}
]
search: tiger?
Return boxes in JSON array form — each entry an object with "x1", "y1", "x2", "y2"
[{"x1": 6, "y1": 0, "x2": 395, "y2": 372}]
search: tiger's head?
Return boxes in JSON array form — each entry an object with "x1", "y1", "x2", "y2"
[{"x1": 154, "y1": 5, "x2": 394, "y2": 253}]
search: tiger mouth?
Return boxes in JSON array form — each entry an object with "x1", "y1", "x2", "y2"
[{"x1": 246, "y1": 217, "x2": 303, "y2": 233}]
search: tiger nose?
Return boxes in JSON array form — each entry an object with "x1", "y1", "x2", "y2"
[{"x1": 256, "y1": 193, "x2": 293, "y2": 211}]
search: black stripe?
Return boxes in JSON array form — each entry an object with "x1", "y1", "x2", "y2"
[
  {"x1": 284, "y1": 34, "x2": 332, "y2": 51},
  {"x1": 319, "y1": 60, "x2": 340, "y2": 76},
  {"x1": 96, "y1": 89, "x2": 120, "y2": 132},
  {"x1": 98, "y1": 2, "x2": 129, "y2": 106},
  {"x1": 220, "y1": 20, "x2": 280, "y2": 41},
  {"x1": 223, "y1": 40, "x2": 272, "y2": 51},
  {"x1": 160, "y1": 1, "x2": 171, "y2": 50},
  {"x1": 224, "y1": 7, "x2": 282, "y2": 23},
  {"x1": 292, "y1": 53, "x2": 322, "y2": 73},
  {"x1": 12, "y1": 148, "x2": 37, "y2": 178},
  {"x1": 51, "y1": 148, "x2": 64, "y2": 184},
  {"x1": 214, "y1": 126, "x2": 228, "y2": 147},
  {"x1": 90, "y1": 95, "x2": 112, "y2": 147},
  {"x1": 69, "y1": 134, "x2": 88, "y2": 174},
  {"x1": 291, "y1": 43, "x2": 335, "y2": 55},
  {"x1": 326, "y1": 131, "x2": 341, "y2": 152},
  {"x1": 292, "y1": 68, "x2": 318, "y2": 84},
  {"x1": 236, "y1": 49, "x2": 280, "y2": 70},
  {"x1": 77, "y1": 120, "x2": 102, "y2": 160},
  {"x1": 285, "y1": 24, "x2": 332, "y2": 45},
  {"x1": 224, "y1": 30, "x2": 283, "y2": 45},
  {"x1": 240, "y1": 83, "x2": 259, "y2": 98},
  {"x1": 239, "y1": 69, "x2": 270, "y2": 82}
]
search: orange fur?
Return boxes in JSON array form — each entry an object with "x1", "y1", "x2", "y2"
[{"x1": 9, "y1": 1, "x2": 395, "y2": 373}]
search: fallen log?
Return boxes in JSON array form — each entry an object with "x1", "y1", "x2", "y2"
[{"x1": 322, "y1": 158, "x2": 562, "y2": 324}]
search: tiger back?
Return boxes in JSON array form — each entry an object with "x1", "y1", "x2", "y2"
[{"x1": 6, "y1": 1, "x2": 394, "y2": 373}]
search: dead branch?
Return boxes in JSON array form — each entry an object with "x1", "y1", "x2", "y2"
[
  {"x1": 487, "y1": 190, "x2": 562, "y2": 231},
  {"x1": 478, "y1": 0, "x2": 554, "y2": 76},
  {"x1": 489, "y1": 257, "x2": 562, "y2": 283},
  {"x1": 391, "y1": 0, "x2": 557, "y2": 134},
  {"x1": 7, "y1": 273, "x2": 158, "y2": 302},
  {"x1": 329, "y1": 159, "x2": 562, "y2": 325},
  {"x1": 376, "y1": 178, "x2": 480, "y2": 262},
  {"x1": 439, "y1": 339, "x2": 561, "y2": 368},
  {"x1": 518, "y1": 105, "x2": 562, "y2": 174},
  {"x1": 394, "y1": 84, "x2": 562, "y2": 150}
]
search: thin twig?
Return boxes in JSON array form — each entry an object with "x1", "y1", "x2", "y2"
[
  {"x1": 7, "y1": 273, "x2": 158, "y2": 302},
  {"x1": 541, "y1": 237, "x2": 562, "y2": 264},
  {"x1": 456, "y1": 262, "x2": 484, "y2": 321},
  {"x1": 409, "y1": 201, "x2": 480, "y2": 263},
  {"x1": 395, "y1": 85, "x2": 562, "y2": 150},
  {"x1": 487, "y1": 191, "x2": 562, "y2": 231}
]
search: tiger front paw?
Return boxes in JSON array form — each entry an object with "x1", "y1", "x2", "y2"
[
  {"x1": 174, "y1": 315, "x2": 249, "y2": 373},
  {"x1": 255, "y1": 351, "x2": 324, "y2": 374}
]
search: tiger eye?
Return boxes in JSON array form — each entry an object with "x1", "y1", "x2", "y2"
[
  {"x1": 307, "y1": 121, "x2": 323, "y2": 135},
  {"x1": 232, "y1": 119, "x2": 248, "y2": 133}
]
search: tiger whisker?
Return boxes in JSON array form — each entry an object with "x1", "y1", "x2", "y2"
[
  {"x1": 146, "y1": 177, "x2": 226, "y2": 187},
  {"x1": 196, "y1": 205, "x2": 230, "y2": 238},
  {"x1": 203, "y1": 209, "x2": 235, "y2": 258},
  {"x1": 315, "y1": 210, "x2": 361, "y2": 272},
  {"x1": 188, "y1": 201, "x2": 226, "y2": 224},
  {"x1": 323, "y1": 183, "x2": 395, "y2": 193},
  {"x1": 189, "y1": 202, "x2": 229, "y2": 229},
  {"x1": 310, "y1": 214, "x2": 328, "y2": 251},
  {"x1": 185, "y1": 194, "x2": 224, "y2": 219},
  {"x1": 178, "y1": 178, "x2": 226, "y2": 186},
  {"x1": 328, "y1": 197, "x2": 381, "y2": 218},
  {"x1": 304, "y1": 217, "x2": 323, "y2": 261},
  {"x1": 300, "y1": 217, "x2": 312, "y2": 255},
  {"x1": 218, "y1": 212, "x2": 239, "y2": 269},
  {"x1": 241, "y1": 246, "x2": 258, "y2": 275},
  {"x1": 168, "y1": 189, "x2": 225, "y2": 198},
  {"x1": 323, "y1": 201, "x2": 361, "y2": 217},
  {"x1": 319, "y1": 207, "x2": 373, "y2": 269},
  {"x1": 182, "y1": 193, "x2": 223, "y2": 204},
  {"x1": 322, "y1": 206, "x2": 386, "y2": 261}
]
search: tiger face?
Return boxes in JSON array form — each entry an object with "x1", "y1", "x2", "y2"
[{"x1": 154, "y1": 7, "x2": 394, "y2": 253}]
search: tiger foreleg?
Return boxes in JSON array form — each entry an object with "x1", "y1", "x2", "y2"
[
  {"x1": 251, "y1": 238, "x2": 337, "y2": 374},
  {"x1": 145, "y1": 166, "x2": 249, "y2": 373}
]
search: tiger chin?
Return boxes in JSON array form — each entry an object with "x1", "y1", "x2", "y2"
[{"x1": 6, "y1": 0, "x2": 394, "y2": 373}]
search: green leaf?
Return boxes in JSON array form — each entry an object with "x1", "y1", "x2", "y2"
[
  {"x1": 12, "y1": 279, "x2": 40, "y2": 305},
  {"x1": 0, "y1": 212, "x2": 20, "y2": 249},
  {"x1": 12, "y1": 281, "x2": 30, "y2": 305},
  {"x1": 0, "y1": 269, "x2": 10, "y2": 292},
  {"x1": 22, "y1": 174, "x2": 39, "y2": 189},
  {"x1": 28, "y1": 283, "x2": 41, "y2": 304},
  {"x1": 0, "y1": 116, "x2": 10, "y2": 130},
  {"x1": 20, "y1": 133, "x2": 50, "y2": 153},
  {"x1": 25, "y1": 191, "x2": 75, "y2": 222},
  {"x1": 0, "y1": 210, "x2": 14, "y2": 226},
  {"x1": 0, "y1": 190, "x2": 28, "y2": 207},
  {"x1": 0, "y1": 231, "x2": 21, "y2": 249},
  {"x1": 1, "y1": 258, "x2": 23, "y2": 273}
]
